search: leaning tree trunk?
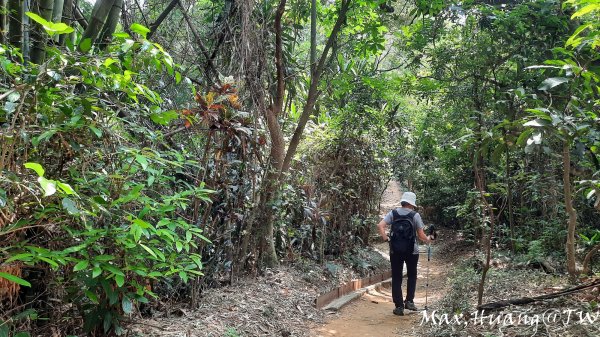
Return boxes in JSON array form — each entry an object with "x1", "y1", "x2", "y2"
[
  {"x1": 97, "y1": 0, "x2": 123, "y2": 49},
  {"x1": 563, "y1": 140, "x2": 578, "y2": 277},
  {"x1": 30, "y1": 0, "x2": 54, "y2": 64},
  {"x1": 58, "y1": 0, "x2": 73, "y2": 45},
  {"x1": 79, "y1": 0, "x2": 115, "y2": 51},
  {"x1": 8, "y1": 0, "x2": 24, "y2": 50}
]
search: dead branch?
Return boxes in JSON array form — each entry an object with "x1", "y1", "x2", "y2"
[{"x1": 477, "y1": 278, "x2": 600, "y2": 311}]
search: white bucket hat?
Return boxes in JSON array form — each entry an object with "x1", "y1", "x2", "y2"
[{"x1": 400, "y1": 192, "x2": 417, "y2": 207}]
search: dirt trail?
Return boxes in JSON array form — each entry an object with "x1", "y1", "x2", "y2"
[{"x1": 311, "y1": 181, "x2": 449, "y2": 337}]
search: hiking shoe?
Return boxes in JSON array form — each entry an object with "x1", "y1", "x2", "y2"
[
  {"x1": 393, "y1": 306, "x2": 404, "y2": 316},
  {"x1": 404, "y1": 301, "x2": 418, "y2": 311}
]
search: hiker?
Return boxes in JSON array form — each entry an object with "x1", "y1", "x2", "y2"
[{"x1": 377, "y1": 191, "x2": 433, "y2": 316}]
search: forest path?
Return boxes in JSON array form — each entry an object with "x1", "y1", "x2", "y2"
[{"x1": 310, "y1": 181, "x2": 450, "y2": 337}]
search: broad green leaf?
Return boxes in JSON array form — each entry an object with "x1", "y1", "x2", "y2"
[
  {"x1": 25, "y1": 12, "x2": 50, "y2": 30},
  {"x1": 139, "y1": 243, "x2": 157, "y2": 259},
  {"x1": 103, "y1": 58, "x2": 118, "y2": 68},
  {"x1": 92, "y1": 266, "x2": 102, "y2": 278},
  {"x1": 135, "y1": 154, "x2": 149, "y2": 170},
  {"x1": 14, "y1": 332, "x2": 30, "y2": 337},
  {"x1": 4, "y1": 253, "x2": 34, "y2": 264},
  {"x1": 103, "y1": 264, "x2": 124, "y2": 276},
  {"x1": 538, "y1": 77, "x2": 569, "y2": 91},
  {"x1": 38, "y1": 256, "x2": 59, "y2": 268},
  {"x1": 38, "y1": 177, "x2": 56, "y2": 197},
  {"x1": 95, "y1": 255, "x2": 115, "y2": 262},
  {"x1": 179, "y1": 271, "x2": 188, "y2": 283},
  {"x1": 24, "y1": 162, "x2": 45, "y2": 177},
  {"x1": 79, "y1": 38, "x2": 92, "y2": 53},
  {"x1": 62, "y1": 198, "x2": 80, "y2": 215},
  {"x1": 150, "y1": 110, "x2": 179, "y2": 125},
  {"x1": 523, "y1": 119, "x2": 550, "y2": 127},
  {"x1": 115, "y1": 274, "x2": 125, "y2": 287},
  {"x1": 85, "y1": 290, "x2": 99, "y2": 303},
  {"x1": 122, "y1": 297, "x2": 133, "y2": 314},
  {"x1": 0, "y1": 271, "x2": 31, "y2": 287},
  {"x1": 56, "y1": 182, "x2": 75, "y2": 195},
  {"x1": 571, "y1": 4, "x2": 600, "y2": 19},
  {"x1": 113, "y1": 32, "x2": 130, "y2": 38},
  {"x1": 89, "y1": 126, "x2": 102, "y2": 138},
  {"x1": 130, "y1": 23, "x2": 151, "y2": 38},
  {"x1": 176, "y1": 241, "x2": 183, "y2": 252},
  {"x1": 73, "y1": 260, "x2": 89, "y2": 272}
]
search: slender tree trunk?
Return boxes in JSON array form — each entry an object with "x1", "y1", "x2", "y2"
[
  {"x1": 281, "y1": 0, "x2": 351, "y2": 172},
  {"x1": 563, "y1": 140, "x2": 578, "y2": 277},
  {"x1": 475, "y1": 160, "x2": 496, "y2": 307},
  {"x1": 30, "y1": 0, "x2": 54, "y2": 64},
  {"x1": 310, "y1": 0, "x2": 316, "y2": 74},
  {"x1": 97, "y1": 0, "x2": 123, "y2": 48},
  {"x1": 506, "y1": 147, "x2": 515, "y2": 253},
  {"x1": 1, "y1": 0, "x2": 7, "y2": 44},
  {"x1": 58, "y1": 0, "x2": 73, "y2": 45},
  {"x1": 252, "y1": 0, "x2": 351, "y2": 269},
  {"x1": 73, "y1": 4, "x2": 88, "y2": 29},
  {"x1": 8, "y1": 0, "x2": 24, "y2": 50},
  {"x1": 50, "y1": 0, "x2": 64, "y2": 42},
  {"x1": 79, "y1": 0, "x2": 116, "y2": 51},
  {"x1": 255, "y1": 0, "x2": 287, "y2": 268}
]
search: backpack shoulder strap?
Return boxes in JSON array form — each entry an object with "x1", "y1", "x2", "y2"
[
  {"x1": 407, "y1": 211, "x2": 418, "y2": 237},
  {"x1": 391, "y1": 209, "x2": 400, "y2": 221}
]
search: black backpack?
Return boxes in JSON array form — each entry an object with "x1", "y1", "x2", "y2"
[{"x1": 389, "y1": 210, "x2": 417, "y2": 254}]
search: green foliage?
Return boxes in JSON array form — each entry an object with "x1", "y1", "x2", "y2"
[
  {"x1": 25, "y1": 12, "x2": 74, "y2": 36},
  {"x1": 0, "y1": 25, "x2": 210, "y2": 334}
]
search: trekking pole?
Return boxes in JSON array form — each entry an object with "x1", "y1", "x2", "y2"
[{"x1": 425, "y1": 244, "x2": 431, "y2": 311}]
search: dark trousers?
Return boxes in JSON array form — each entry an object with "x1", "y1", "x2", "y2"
[{"x1": 390, "y1": 249, "x2": 419, "y2": 307}]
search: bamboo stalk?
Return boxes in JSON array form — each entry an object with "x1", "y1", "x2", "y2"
[
  {"x1": 79, "y1": 0, "x2": 116, "y2": 51},
  {"x1": 30, "y1": 0, "x2": 54, "y2": 64}
]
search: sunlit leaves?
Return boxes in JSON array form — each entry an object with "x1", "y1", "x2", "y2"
[
  {"x1": 130, "y1": 23, "x2": 151, "y2": 39},
  {"x1": 25, "y1": 12, "x2": 74, "y2": 36},
  {"x1": 538, "y1": 77, "x2": 569, "y2": 91}
]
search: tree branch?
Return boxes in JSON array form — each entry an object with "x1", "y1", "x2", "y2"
[
  {"x1": 177, "y1": 0, "x2": 220, "y2": 85},
  {"x1": 147, "y1": 0, "x2": 178, "y2": 40},
  {"x1": 281, "y1": 0, "x2": 352, "y2": 172}
]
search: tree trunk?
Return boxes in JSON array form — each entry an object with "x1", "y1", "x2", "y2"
[
  {"x1": 51, "y1": 0, "x2": 64, "y2": 42},
  {"x1": 506, "y1": 146, "x2": 515, "y2": 252},
  {"x1": 475, "y1": 159, "x2": 496, "y2": 307},
  {"x1": 30, "y1": 0, "x2": 54, "y2": 64},
  {"x1": 563, "y1": 140, "x2": 578, "y2": 277},
  {"x1": 79, "y1": 0, "x2": 116, "y2": 51},
  {"x1": 58, "y1": 0, "x2": 73, "y2": 45},
  {"x1": 310, "y1": 0, "x2": 316, "y2": 74},
  {"x1": 255, "y1": 0, "x2": 287, "y2": 268},
  {"x1": 251, "y1": 0, "x2": 351, "y2": 268},
  {"x1": 8, "y1": 0, "x2": 24, "y2": 50},
  {"x1": 97, "y1": 0, "x2": 123, "y2": 49},
  {"x1": 281, "y1": 0, "x2": 351, "y2": 172},
  {"x1": 1, "y1": 0, "x2": 7, "y2": 44}
]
